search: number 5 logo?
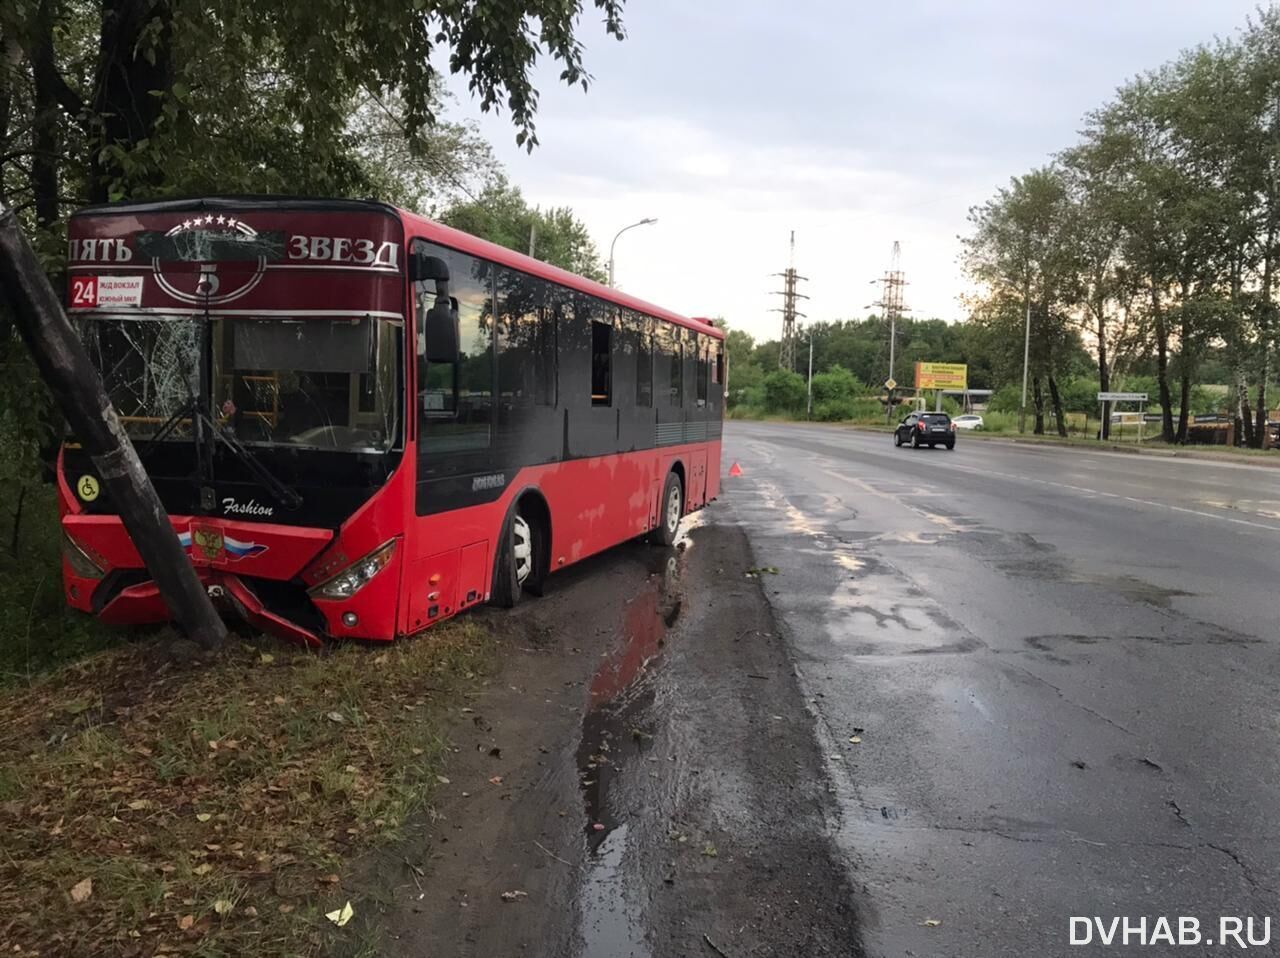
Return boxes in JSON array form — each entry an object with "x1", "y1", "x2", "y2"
[{"x1": 71, "y1": 276, "x2": 98, "y2": 307}]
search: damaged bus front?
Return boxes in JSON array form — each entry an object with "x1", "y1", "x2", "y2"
[{"x1": 60, "y1": 198, "x2": 410, "y2": 644}]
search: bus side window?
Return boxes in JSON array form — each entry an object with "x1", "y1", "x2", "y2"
[
  {"x1": 634, "y1": 311, "x2": 653, "y2": 408},
  {"x1": 702, "y1": 339, "x2": 708, "y2": 403},
  {"x1": 591, "y1": 320, "x2": 612, "y2": 406},
  {"x1": 496, "y1": 267, "x2": 555, "y2": 408},
  {"x1": 713, "y1": 343, "x2": 723, "y2": 386},
  {"x1": 415, "y1": 242, "x2": 494, "y2": 454},
  {"x1": 668, "y1": 329, "x2": 683, "y2": 406}
]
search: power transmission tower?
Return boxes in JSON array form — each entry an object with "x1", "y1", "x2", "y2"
[
  {"x1": 872, "y1": 241, "x2": 909, "y2": 419},
  {"x1": 771, "y1": 231, "x2": 808, "y2": 372}
]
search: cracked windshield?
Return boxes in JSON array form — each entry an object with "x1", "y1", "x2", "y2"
[
  {"x1": 9, "y1": 2, "x2": 1280, "y2": 958},
  {"x1": 80, "y1": 316, "x2": 401, "y2": 452}
]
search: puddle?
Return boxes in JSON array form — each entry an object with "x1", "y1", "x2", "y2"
[
  {"x1": 577, "y1": 824, "x2": 649, "y2": 958},
  {"x1": 574, "y1": 541, "x2": 687, "y2": 958}
]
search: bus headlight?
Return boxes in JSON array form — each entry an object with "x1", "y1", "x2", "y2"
[
  {"x1": 309, "y1": 539, "x2": 397, "y2": 600},
  {"x1": 62, "y1": 531, "x2": 105, "y2": 579}
]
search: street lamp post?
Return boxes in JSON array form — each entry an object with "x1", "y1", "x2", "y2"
[
  {"x1": 608, "y1": 218, "x2": 657, "y2": 287},
  {"x1": 1018, "y1": 299, "x2": 1031, "y2": 434}
]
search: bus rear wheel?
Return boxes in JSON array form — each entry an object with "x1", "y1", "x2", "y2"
[
  {"x1": 492, "y1": 502, "x2": 544, "y2": 607},
  {"x1": 653, "y1": 472, "x2": 683, "y2": 547}
]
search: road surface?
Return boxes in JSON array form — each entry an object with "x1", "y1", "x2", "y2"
[
  {"x1": 371, "y1": 420, "x2": 1280, "y2": 958},
  {"x1": 724, "y1": 421, "x2": 1280, "y2": 956}
]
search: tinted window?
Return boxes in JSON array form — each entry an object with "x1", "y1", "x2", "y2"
[
  {"x1": 666, "y1": 327, "x2": 683, "y2": 406},
  {"x1": 591, "y1": 320, "x2": 612, "y2": 406},
  {"x1": 922, "y1": 413, "x2": 950, "y2": 424},
  {"x1": 416, "y1": 243, "x2": 494, "y2": 453},
  {"x1": 496, "y1": 268, "x2": 555, "y2": 408},
  {"x1": 696, "y1": 336, "x2": 709, "y2": 404},
  {"x1": 633, "y1": 311, "x2": 653, "y2": 407}
]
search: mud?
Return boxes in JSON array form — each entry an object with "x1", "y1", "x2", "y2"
[{"x1": 360, "y1": 506, "x2": 862, "y2": 957}]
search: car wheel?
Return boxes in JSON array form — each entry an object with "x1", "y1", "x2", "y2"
[
  {"x1": 945, "y1": 441, "x2": 955, "y2": 450},
  {"x1": 894, "y1": 431, "x2": 903, "y2": 447},
  {"x1": 653, "y1": 471, "x2": 683, "y2": 547},
  {"x1": 912, "y1": 433, "x2": 920, "y2": 449}
]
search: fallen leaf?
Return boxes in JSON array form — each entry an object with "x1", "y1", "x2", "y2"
[
  {"x1": 488, "y1": 776, "x2": 503, "y2": 785},
  {"x1": 411, "y1": 748, "x2": 425, "y2": 756},
  {"x1": 213, "y1": 899, "x2": 234, "y2": 916},
  {"x1": 259, "y1": 653, "x2": 275, "y2": 664},
  {"x1": 849, "y1": 736, "x2": 862, "y2": 744},
  {"x1": 278, "y1": 904, "x2": 294, "y2": 914},
  {"x1": 436, "y1": 775, "x2": 450, "y2": 785},
  {"x1": 500, "y1": 890, "x2": 528, "y2": 902},
  {"x1": 69, "y1": 878, "x2": 93, "y2": 903},
  {"x1": 326, "y1": 711, "x2": 345, "y2": 723},
  {"x1": 193, "y1": 863, "x2": 213, "y2": 876},
  {"x1": 319, "y1": 873, "x2": 340, "y2": 884},
  {"x1": 273, "y1": 695, "x2": 287, "y2": 705},
  {"x1": 196, "y1": 813, "x2": 213, "y2": 823},
  {"x1": 177, "y1": 915, "x2": 195, "y2": 930},
  {"x1": 325, "y1": 901, "x2": 355, "y2": 926},
  {"x1": 243, "y1": 905, "x2": 259, "y2": 917},
  {"x1": 923, "y1": 918, "x2": 942, "y2": 927},
  {"x1": 127, "y1": 799, "x2": 153, "y2": 811}
]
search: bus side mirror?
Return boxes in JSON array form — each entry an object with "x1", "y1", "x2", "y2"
[
  {"x1": 424, "y1": 298, "x2": 460, "y2": 364},
  {"x1": 410, "y1": 253, "x2": 450, "y2": 285}
]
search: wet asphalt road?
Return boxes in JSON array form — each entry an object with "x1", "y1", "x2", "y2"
[{"x1": 723, "y1": 422, "x2": 1280, "y2": 957}]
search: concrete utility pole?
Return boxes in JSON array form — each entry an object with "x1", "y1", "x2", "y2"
[
  {"x1": 873, "y1": 241, "x2": 908, "y2": 422},
  {"x1": 806, "y1": 325, "x2": 815, "y2": 419},
  {"x1": 0, "y1": 202, "x2": 227, "y2": 648},
  {"x1": 771, "y1": 231, "x2": 808, "y2": 372},
  {"x1": 608, "y1": 217, "x2": 657, "y2": 287}
]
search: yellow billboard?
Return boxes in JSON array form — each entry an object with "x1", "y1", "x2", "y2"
[{"x1": 915, "y1": 362, "x2": 968, "y2": 390}]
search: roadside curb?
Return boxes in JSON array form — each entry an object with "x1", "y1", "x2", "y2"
[{"x1": 805, "y1": 421, "x2": 1280, "y2": 469}]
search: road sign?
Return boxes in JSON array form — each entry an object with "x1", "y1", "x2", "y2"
[
  {"x1": 884, "y1": 378, "x2": 897, "y2": 391},
  {"x1": 1097, "y1": 391, "x2": 1147, "y2": 402},
  {"x1": 915, "y1": 362, "x2": 967, "y2": 390}
]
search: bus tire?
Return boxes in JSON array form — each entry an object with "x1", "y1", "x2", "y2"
[
  {"x1": 492, "y1": 502, "x2": 537, "y2": 608},
  {"x1": 653, "y1": 471, "x2": 683, "y2": 547}
]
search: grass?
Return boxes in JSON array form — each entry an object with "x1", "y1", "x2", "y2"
[
  {"x1": 0, "y1": 482, "x2": 122, "y2": 683},
  {"x1": 0, "y1": 597, "x2": 493, "y2": 957}
]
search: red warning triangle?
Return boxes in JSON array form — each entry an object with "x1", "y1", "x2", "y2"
[{"x1": 728, "y1": 461, "x2": 743, "y2": 477}]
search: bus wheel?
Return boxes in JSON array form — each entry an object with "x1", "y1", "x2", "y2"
[
  {"x1": 653, "y1": 472, "x2": 683, "y2": 547},
  {"x1": 492, "y1": 506, "x2": 534, "y2": 608}
]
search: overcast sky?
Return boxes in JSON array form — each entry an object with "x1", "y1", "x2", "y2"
[{"x1": 448, "y1": 0, "x2": 1263, "y2": 342}]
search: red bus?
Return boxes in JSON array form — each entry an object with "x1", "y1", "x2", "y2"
[{"x1": 58, "y1": 197, "x2": 724, "y2": 645}]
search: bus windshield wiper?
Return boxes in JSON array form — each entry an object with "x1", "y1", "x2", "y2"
[{"x1": 203, "y1": 411, "x2": 303, "y2": 511}]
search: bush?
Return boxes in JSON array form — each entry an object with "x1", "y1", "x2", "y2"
[
  {"x1": 988, "y1": 384, "x2": 1021, "y2": 414},
  {"x1": 813, "y1": 399, "x2": 858, "y2": 421},
  {"x1": 763, "y1": 369, "x2": 807, "y2": 414},
  {"x1": 811, "y1": 365, "x2": 866, "y2": 405},
  {"x1": 979, "y1": 411, "x2": 1018, "y2": 432}
]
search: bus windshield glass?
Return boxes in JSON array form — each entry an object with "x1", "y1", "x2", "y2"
[{"x1": 79, "y1": 315, "x2": 402, "y2": 453}]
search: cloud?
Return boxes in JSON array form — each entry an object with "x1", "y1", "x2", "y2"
[{"x1": 444, "y1": 0, "x2": 1263, "y2": 343}]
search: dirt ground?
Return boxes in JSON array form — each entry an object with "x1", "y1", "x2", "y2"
[{"x1": 357, "y1": 501, "x2": 864, "y2": 957}]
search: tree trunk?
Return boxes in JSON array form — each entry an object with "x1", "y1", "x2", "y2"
[
  {"x1": 88, "y1": 0, "x2": 176, "y2": 202},
  {"x1": 1241, "y1": 383, "x2": 1256, "y2": 447},
  {"x1": 1032, "y1": 376, "x2": 1045, "y2": 435},
  {"x1": 10, "y1": 483, "x2": 26, "y2": 557},
  {"x1": 30, "y1": 0, "x2": 61, "y2": 228},
  {"x1": 1152, "y1": 285, "x2": 1175, "y2": 442},
  {"x1": 0, "y1": 203, "x2": 226, "y2": 648},
  {"x1": 1048, "y1": 374, "x2": 1068, "y2": 437}
]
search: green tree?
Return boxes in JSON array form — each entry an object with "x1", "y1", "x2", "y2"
[
  {"x1": 763, "y1": 369, "x2": 806, "y2": 415},
  {"x1": 441, "y1": 177, "x2": 605, "y2": 281}
]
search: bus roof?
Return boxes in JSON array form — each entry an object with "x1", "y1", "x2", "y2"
[{"x1": 72, "y1": 196, "x2": 723, "y2": 340}]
